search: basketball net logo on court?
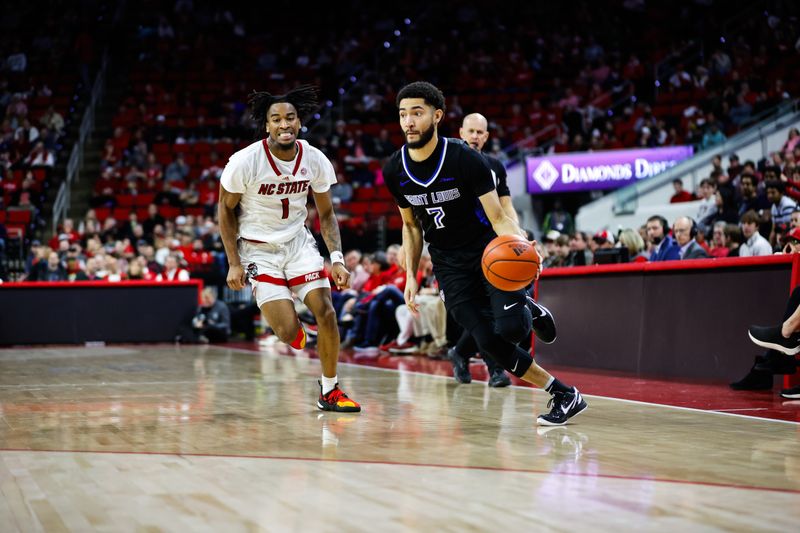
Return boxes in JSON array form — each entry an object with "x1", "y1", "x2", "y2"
[{"x1": 532, "y1": 160, "x2": 559, "y2": 191}]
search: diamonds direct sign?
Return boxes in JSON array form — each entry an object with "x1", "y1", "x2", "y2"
[{"x1": 526, "y1": 146, "x2": 694, "y2": 194}]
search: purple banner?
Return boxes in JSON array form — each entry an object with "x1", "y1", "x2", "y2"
[{"x1": 526, "y1": 146, "x2": 694, "y2": 194}]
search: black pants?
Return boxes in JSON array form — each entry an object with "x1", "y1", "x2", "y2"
[
  {"x1": 431, "y1": 243, "x2": 534, "y2": 378},
  {"x1": 759, "y1": 286, "x2": 800, "y2": 361},
  {"x1": 783, "y1": 287, "x2": 800, "y2": 321}
]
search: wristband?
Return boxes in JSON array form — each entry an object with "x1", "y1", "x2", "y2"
[{"x1": 330, "y1": 251, "x2": 344, "y2": 265}]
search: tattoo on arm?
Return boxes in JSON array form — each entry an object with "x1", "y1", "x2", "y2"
[
  {"x1": 320, "y1": 211, "x2": 342, "y2": 254},
  {"x1": 218, "y1": 187, "x2": 242, "y2": 266}
]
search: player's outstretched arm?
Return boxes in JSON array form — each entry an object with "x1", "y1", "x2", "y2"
[
  {"x1": 400, "y1": 206, "x2": 423, "y2": 313},
  {"x1": 218, "y1": 185, "x2": 246, "y2": 290},
  {"x1": 479, "y1": 190, "x2": 525, "y2": 239},
  {"x1": 313, "y1": 189, "x2": 350, "y2": 289}
]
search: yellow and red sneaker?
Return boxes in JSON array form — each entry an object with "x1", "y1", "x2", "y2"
[{"x1": 317, "y1": 381, "x2": 361, "y2": 413}]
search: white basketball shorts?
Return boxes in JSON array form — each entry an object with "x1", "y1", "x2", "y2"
[{"x1": 238, "y1": 228, "x2": 330, "y2": 307}]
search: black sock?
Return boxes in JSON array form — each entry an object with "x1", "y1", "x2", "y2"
[{"x1": 545, "y1": 377, "x2": 570, "y2": 395}]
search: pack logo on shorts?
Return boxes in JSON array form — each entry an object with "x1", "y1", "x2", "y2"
[{"x1": 246, "y1": 263, "x2": 258, "y2": 278}]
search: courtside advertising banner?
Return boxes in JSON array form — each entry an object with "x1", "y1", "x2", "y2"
[{"x1": 526, "y1": 146, "x2": 694, "y2": 194}]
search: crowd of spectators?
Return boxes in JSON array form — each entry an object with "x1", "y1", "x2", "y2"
[
  {"x1": 0, "y1": 2, "x2": 106, "y2": 270},
  {"x1": 72, "y1": 0, "x2": 800, "y2": 208},
  {"x1": 23, "y1": 211, "x2": 223, "y2": 284},
  {"x1": 541, "y1": 130, "x2": 800, "y2": 267},
  {"x1": 7, "y1": 2, "x2": 800, "y2": 329},
  {"x1": 336, "y1": 1, "x2": 798, "y2": 160}
]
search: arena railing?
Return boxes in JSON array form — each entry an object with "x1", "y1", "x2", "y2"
[
  {"x1": 50, "y1": 1, "x2": 126, "y2": 236},
  {"x1": 51, "y1": 50, "x2": 109, "y2": 235}
]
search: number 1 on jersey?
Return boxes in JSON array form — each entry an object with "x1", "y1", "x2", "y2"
[
  {"x1": 426, "y1": 206, "x2": 446, "y2": 229},
  {"x1": 281, "y1": 198, "x2": 289, "y2": 219}
]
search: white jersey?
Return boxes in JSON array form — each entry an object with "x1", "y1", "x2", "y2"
[{"x1": 220, "y1": 138, "x2": 336, "y2": 243}]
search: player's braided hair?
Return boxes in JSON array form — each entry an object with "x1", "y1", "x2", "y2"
[
  {"x1": 248, "y1": 85, "x2": 319, "y2": 128},
  {"x1": 396, "y1": 81, "x2": 446, "y2": 112}
]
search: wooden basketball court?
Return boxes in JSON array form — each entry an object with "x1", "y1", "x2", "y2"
[{"x1": 1, "y1": 344, "x2": 798, "y2": 531}]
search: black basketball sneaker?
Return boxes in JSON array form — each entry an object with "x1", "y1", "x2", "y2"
[
  {"x1": 527, "y1": 296, "x2": 556, "y2": 344},
  {"x1": 448, "y1": 347, "x2": 472, "y2": 384},
  {"x1": 488, "y1": 366, "x2": 511, "y2": 387},
  {"x1": 537, "y1": 387, "x2": 587, "y2": 426},
  {"x1": 748, "y1": 324, "x2": 800, "y2": 355}
]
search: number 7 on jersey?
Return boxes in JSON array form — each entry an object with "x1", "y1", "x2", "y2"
[{"x1": 426, "y1": 206, "x2": 446, "y2": 229}]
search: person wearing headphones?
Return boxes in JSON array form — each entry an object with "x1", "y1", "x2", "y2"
[
  {"x1": 646, "y1": 215, "x2": 680, "y2": 261},
  {"x1": 672, "y1": 216, "x2": 710, "y2": 259}
]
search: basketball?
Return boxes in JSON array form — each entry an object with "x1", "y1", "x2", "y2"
[{"x1": 481, "y1": 234, "x2": 541, "y2": 291}]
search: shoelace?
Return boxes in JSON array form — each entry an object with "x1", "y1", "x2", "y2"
[
  {"x1": 546, "y1": 392, "x2": 565, "y2": 410},
  {"x1": 324, "y1": 387, "x2": 348, "y2": 403}
]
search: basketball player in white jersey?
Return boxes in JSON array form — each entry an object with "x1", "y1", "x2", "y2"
[{"x1": 218, "y1": 86, "x2": 361, "y2": 412}]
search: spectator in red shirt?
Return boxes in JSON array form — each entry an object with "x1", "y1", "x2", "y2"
[
  {"x1": 185, "y1": 238, "x2": 214, "y2": 272},
  {"x1": 670, "y1": 178, "x2": 696, "y2": 203},
  {"x1": 156, "y1": 254, "x2": 190, "y2": 281},
  {"x1": 352, "y1": 247, "x2": 408, "y2": 354},
  {"x1": 340, "y1": 251, "x2": 393, "y2": 349},
  {"x1": 708, "y1": 221, "x2": 731, "y2": 258}
]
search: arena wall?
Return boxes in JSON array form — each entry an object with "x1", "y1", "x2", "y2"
[
  {"x1": 535, "y1": 255, "x2": 795, "y2": 382},
  {"x1": 0, "y1": 281, "x2": 202, "y2": 345}
]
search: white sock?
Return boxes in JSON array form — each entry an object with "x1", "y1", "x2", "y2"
[{"x1": 321, "y1": 375, "x2": 338, "y2": 395}]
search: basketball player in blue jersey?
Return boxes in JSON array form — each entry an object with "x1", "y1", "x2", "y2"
[
  {"x1": 219, "y1": 86, "x2": 360, "y2": 413},
  {"x1": 382, "y1": 82, "x2": 586, "y2": 425}
]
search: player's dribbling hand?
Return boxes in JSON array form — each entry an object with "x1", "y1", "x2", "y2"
[
  {"x1": 530, "y1": 239, "x2": 544, "y2": 280},
  {"x1": 404, "y1": 276, "x2": 419, "y2": 315},
  {"x1": 331, "y1": 263, "x2": 351, "y2": 290},
  {"x1": 227, "y1": 264, "x2": 247, "y2": 290}
]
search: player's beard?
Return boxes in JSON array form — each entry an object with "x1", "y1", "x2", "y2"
[{"x1": 406, "y1": 123, "x2": 435, "y2": 149}]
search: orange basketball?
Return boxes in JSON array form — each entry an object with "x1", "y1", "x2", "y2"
[{"x1": 481, "y1": 234, "x2": 540, "y2": 291}]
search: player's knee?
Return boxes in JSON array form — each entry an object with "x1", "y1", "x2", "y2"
[
  {"x1": 272, "y1": 322, "x2": 299, "y2": 344},
  {"x1": 471, "y1": 330, "x2": 531, "y2": 377},
  {"x1": 470, "y1": 329, "x2": 506, "y2": 360},
  {"x1": 495, "y1": 313, "x2": 531, "y2": 345},
  {"x1": 315, "y1": 304, "x2": 337, "y2": 329}
]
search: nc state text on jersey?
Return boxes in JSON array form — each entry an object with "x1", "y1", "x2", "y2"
[
  {"x1": 403, "y1": 187, "x2": 461, "y2": 206},
  {"x1": 258, "y1": 180, "x2": 310, "y2": 196}
]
